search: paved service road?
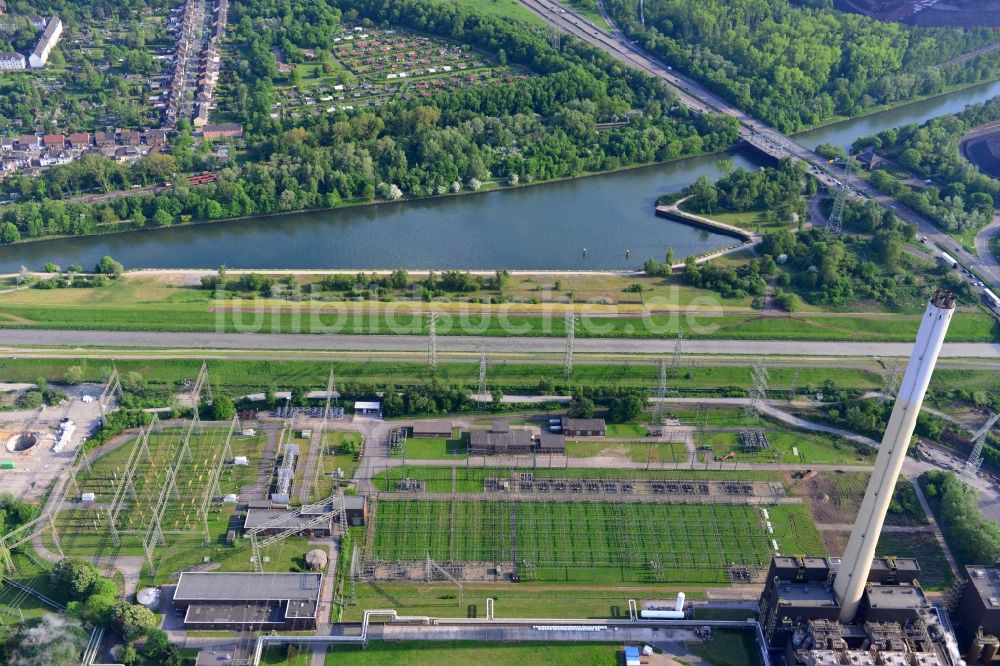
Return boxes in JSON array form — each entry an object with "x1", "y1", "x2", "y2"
[{"x1": 1, "y1": 328, "x2": 997, "y2": 357}]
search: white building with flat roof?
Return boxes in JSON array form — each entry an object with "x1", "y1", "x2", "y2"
[{"x1": 29, "y1": 16, "x2": 62, "y2": 68}]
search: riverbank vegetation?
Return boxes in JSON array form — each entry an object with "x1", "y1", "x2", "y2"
[
  {"x1": 604, "y1": 0, "x2": 1000, "y2": 132},
  {"x1": 0, "y1": 0, "x2": 739, "y2": 245},
  {"x1": 651, "y1": 163, "x2": 976, "y2": 315},
  {"x1": 852, "y1": 95, "x2": 1000, "y2": 236}
]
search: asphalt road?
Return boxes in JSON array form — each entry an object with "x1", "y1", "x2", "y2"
[
  {"x1": 1, "y1": 328, "x2": 997, "y2": 357},
  {"x1": 517, "y1": 0, "x2": 1000, "y2": 304}
]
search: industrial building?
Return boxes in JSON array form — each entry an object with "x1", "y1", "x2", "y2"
[
  {"x1": 955, "y1": 564, "x2": 1000, "y2": 663},
  {"x1": 28, "y1": 16, "x2": 61, "y2": 68},
  {"x1": 270, "y1": 442, "x2": 299, "y2": 504},
  {"x1": 560, "y1": 416, "x2": 606, "y2": 437},
  {"x1": 411, "y1": 421, "x2": 453, "y2": 438},
  {"x1": 758, "y1": 291, "x2": 961, "y2": 666},
  {"x1": 469, "y1": 421, "x2": 534, "y2": 455},
  {"x1": 173, "y1": 572, "x2": 322, "y2": 630},
  {"x1": 244, "y1": 495, "x2": 366, "y2": 535}
]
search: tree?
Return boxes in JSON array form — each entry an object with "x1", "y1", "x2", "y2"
[
  {"x1": 568, "y1": 393, "x2": 595, "y2": 418},
  {"x1": 95, "y1": 255, "x2": 124, "y2": 278},
  {"x1": 51, "y1": 558, "x2": 100, "y2": 601},
  {"x1": 64, "y1": 366, "x2": 85, "y2": 384},
  {"x1": 143, "y1": 629, "x2": 182, "y2": 666},
  {"x1": 0, "y1": 221, "x2": 20, "y2": 243},
  {"x1": 107, "y1": 601, "x2": 157, "y2": 642},
  {"x1": 43, "y1": 262, "x2": 60, "y2": 272},
  {"x1": 207, "y1": 395, "x2": 235, "y2": 421},
  {"x1": 608, "y1": 395, "x2": 645, "y2": 423}
]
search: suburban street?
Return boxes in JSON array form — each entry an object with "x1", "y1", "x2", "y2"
[
  {"x1": 515, "y1": 0, "x2": 1000, "y2": 302},
  {"x1": 2, "y1": 328, "x2": 999, "y2": 357}
]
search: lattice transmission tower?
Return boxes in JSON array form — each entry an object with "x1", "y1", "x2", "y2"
[
  {"x1": 961, "y1": 413, "x2": 1000, "y2": 486},
  {"x1": 745, "y1": 359, "x2": 769, "y2": 422},
  {"x1": 477, "y1": 345, "x2": 489, "y2": 409},
  {"x1": 826, "y1": 155, "x2": 853, "y2": 235},
  {"x1": 563, "y1": 313, "x2": 576, "y2": 376},
  {"x1": 427, "y1": 313, "x2": 438, "y2": 371}
]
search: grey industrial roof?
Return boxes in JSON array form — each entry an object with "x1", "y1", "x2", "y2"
[
  {"x1": 538, "y1": 432, "x2": 566, "y2": 449},
  {"x1": 244, "y1": 508, "x2": 332, "y2": 531},
  {"x1": 865, "y1": 584, "x2": 925, "y2": 610},
  {"x1": 174, "y1": 572, "x2": 323, "y2": 602},
  {"x1": 470, "y1": 429, "x2": 533, "y2": 449},
  {"x1": 967, "y1": 565, "x2": 1000, "y2": 607},
  {"x1": 776, "y1": 583, "x2": 839, "y2": 607},
  {"x1": 184, "y1": 601, "x2": 285, "y2": 625},
  {"x1": 560, "y1": 417, "x2": 606, "y2": 431},
  {"x1": 411, "y1": 421, "x2": 453, "y2": 436}
]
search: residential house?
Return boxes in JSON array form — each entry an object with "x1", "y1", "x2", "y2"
[
  {"x1": 95, "y1": 131, "x2": 116, "y2": 148},
  {"x1": 202, "y1": 123, "x2": 243, "y2": 140},
  {"x1": 18, "y1": 135, "x2": 39, "y2": 150},
  {"x1": 0, "y1": 51, "x2": 25, "y2": 70},
  {"x1": 119, "y1": 129, "x2": 141, "y2": 146},
  {"x1": 0, "y1": 137, "x2": 14, "y2": 152},
  {"x1": 29, "y1": 16, "x2": 62, "y2": 69},
  {"x1": 68, "y1": 133, "x2": 91, "y2": 150},
  {"x1": 42, "y1": 134, "x2": 65, "y2": 150},
  {"x1": 144, "y1": 129, "x2": 168, "y2": 146}
]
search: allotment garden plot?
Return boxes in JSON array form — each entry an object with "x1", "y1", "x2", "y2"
[
  {"x1": 271, "y1": 26, "x2": 526, "y2": 118},
  {"x1": 362, "y1": 498, "x2": 815, "y2": 584}
]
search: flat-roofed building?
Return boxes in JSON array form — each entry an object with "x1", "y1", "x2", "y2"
[
  {"x1": 173, "y1": 572, "x2": 322, "y2": 630},
  {"x1": 411, "y1": 421, "x2": 453, "y2": 438}
]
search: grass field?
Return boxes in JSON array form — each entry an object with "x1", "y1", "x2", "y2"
[
  {"x1": 565, "y1": 440, "x2": 690, "y2": 463},
  {"x1": 1, "y1": 274, "x2": 995, "y2": 341},
  {"x1": 697, "y1": 429, "x2": 871, "y2": 465},
  {"x1": 261, "y1": 641, "x2": 624, "y2": 665},
  {"x1": 401, "y1": 432, "x2": 468, "y2": 459},
  {"x1": 368, "y1": 498, "x2": 822, "y2": 583}
]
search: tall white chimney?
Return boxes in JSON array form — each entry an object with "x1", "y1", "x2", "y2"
[{"x1": 832, "y1": 290, "x2": 956, "y2": 622}]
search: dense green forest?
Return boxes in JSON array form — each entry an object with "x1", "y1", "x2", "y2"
[
  {"x1": 921, "y1": 470, "x2": 1000, "y2": 568},
  {"x1": 854, "y1": 95, "x2": 1000, "y2": 233},
  {"x1": 0, "y1": 0, "x2": 740, "y2": 242},
  {"x1": 604, "y1": 0, "x2": 1000, "y2": 131}
]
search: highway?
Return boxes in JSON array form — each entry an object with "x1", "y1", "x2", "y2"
[
  {"x1": 515, "y1": 0, "x2": 1000, "y2": 301},
  {"x1": 1, "y1": 328, "x2": 998, "y2": 357}
]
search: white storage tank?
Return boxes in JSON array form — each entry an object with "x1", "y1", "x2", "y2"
[
  {"x1": 640, "y1": 609, "x2": 685, "y2": 619},
  {"x1": 136, "y1": 587, "x2": 161, "y2": 610},
  {"x1": 80, "y1": 492, "x2": 96, "y2": 503},
  {"x1": 233, "y1": 456, "x2": 248, "y2": 466}
]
